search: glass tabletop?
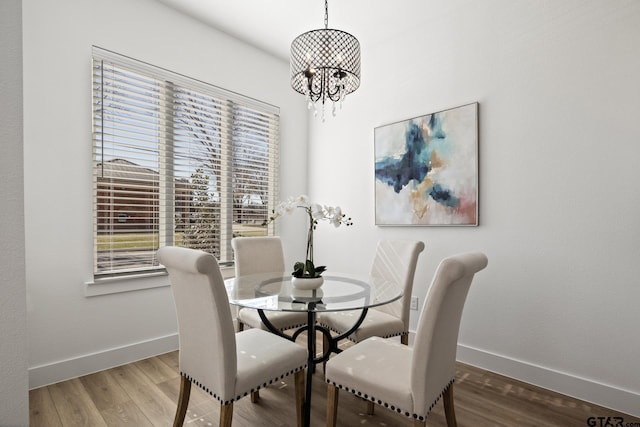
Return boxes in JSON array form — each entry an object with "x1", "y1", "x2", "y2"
[{"x1": 224, "y1": 272, "x2": 403, "y2": 313}]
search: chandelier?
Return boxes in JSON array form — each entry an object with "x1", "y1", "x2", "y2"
[{"x1": 290, "y1": 0, "x2": 361, "y2": 120}]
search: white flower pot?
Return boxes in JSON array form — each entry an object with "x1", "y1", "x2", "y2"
[
  {"x1": 291, "y1": 276, "x2": 324, "y2": 290},
  {"x1": 291, "y1": 288, "x2": 323, "y2": 303}
]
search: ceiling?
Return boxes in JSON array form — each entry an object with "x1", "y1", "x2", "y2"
[{"x1": 155, "y1": 0, "x2": 430, "y2": 61}]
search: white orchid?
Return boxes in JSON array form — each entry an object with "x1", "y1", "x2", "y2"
[
  {"x1": 264, "y1": 195, "x2": 353, "y2": 277},
  {"x1": 283, "y1": 202, "x2": 296, "y2": 215},
  {"x1": 294, "y1": 194, "x2": 309, "y2": 205},
  {"x1": 268, "y1": 196, "x2": 352, "y2": 227},
  {"x1": 310, "y1": 203, "x2": 325, "y2": 220},
  {"x1": 328, "y1": 206, "x2": 344, "y2": 227}
]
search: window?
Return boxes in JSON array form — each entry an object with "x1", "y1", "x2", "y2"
[{"x1": 92, "y1": 47, "x2": 279, "y2": 278}]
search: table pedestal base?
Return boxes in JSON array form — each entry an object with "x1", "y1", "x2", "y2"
[{"x1": 258, "y1": 308, "x2": 368, "y2": 427}]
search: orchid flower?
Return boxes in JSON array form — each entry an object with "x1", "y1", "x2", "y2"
[
  {"x1": 264, "y1": 195, "x2": 353, "y2": 277},
  {"x1": 329, "y1": 206, "x2": 344, "y2": 227}
]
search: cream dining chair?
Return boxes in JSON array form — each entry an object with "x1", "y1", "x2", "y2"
[
  {"x1": 232, "y1": 237, "x2": 308, "y2": 332},
  {"x1": 157, "y1": 246, "x2": 307, "y2": 427},
  {"x1": 318, "y1": 240, "x2": 425, "y2": 357},
  {"x1": 325, "y1": 252, "x2": 488, "y2": 427}
]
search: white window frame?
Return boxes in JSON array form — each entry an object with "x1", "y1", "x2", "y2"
[{"x1": 88, "y1": 47, "x2": 279, "y2": 294}]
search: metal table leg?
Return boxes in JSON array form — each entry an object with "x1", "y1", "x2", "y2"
[
  {"x1": 257, "y1": 308, "x2": 370, "y2": 427},
  {"x1": 304, "y1": 311, "x2": 315, "y2": 427}
]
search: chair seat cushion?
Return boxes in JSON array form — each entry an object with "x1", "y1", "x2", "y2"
[
  {"x1": 234, "y1": 328, "x2": 307, "y2": 400},
  {"x1": 238, "y1": 308, "x2": 308, "y2": 331},
  {"x1": 318, "y1": 309, "x2": 405, "y2": 342},
  {"x1": 325, "y1": 336, "x2": 415, "y2": 416}
]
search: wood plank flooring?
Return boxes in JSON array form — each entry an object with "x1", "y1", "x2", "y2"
[{"x1": 30, "y1": 347, "x2": 639, "y2": 427}]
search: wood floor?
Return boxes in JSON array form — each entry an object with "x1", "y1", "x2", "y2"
[{"x1": 30, "y1": 348, "x2": 639, "y2": 427}]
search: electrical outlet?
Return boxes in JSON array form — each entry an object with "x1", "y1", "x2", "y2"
[{"x1": 410, "y1": 296, "x2": 419, "y2": 310}]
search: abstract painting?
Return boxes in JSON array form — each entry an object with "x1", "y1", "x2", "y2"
[{"x1": 374, "y1": 103, "x2": 478, "y2": 226}]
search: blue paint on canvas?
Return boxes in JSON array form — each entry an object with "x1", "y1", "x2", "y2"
[
  {"x1": 429, "y1": 183, "x2": 459, "y2": 208},
  {"x1": 375, "y1": 115, "x2": 460, "y2": 209},
  {"x1": 375, "y1": 123, "x2": 430, "y2": 193},
  {"x1": 429, "y1": 113, "x2": 447, "y2": 140}
]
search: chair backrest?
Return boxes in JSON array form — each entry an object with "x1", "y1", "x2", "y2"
[
  {"x1": 410, "y1": 252, "x2": 488, "y2": 413},
  {"x1": 231, "y1": 236, "x2": 285, "y2": 276},
  {"x1": 369, "y1": 240, "x2": 425, "y2": 327},
  {"x1": 157, "y1": 246, "x2": 237, "y2": 399}
]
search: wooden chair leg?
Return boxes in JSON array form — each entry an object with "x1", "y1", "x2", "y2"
[
  {"x1": 365, "y1": 400, "x2": 375, "y2": 415},
  {"x1": 401, "y1": 334, "x2": 409, "y2": 345},
  {"x1": 294, "y1": 370, "x2": 305, "y2": 427},
  {"x1": 220, "y1": 402, "x2": 233, "y2": 427},
  {"x1": 238, "y1": 321, "x2": 244, "y2": 332},
  {"x1": 443, "y1": 384, "x2": 457, "y2": 427},
  {"x1": 413, "y1": 419, "x2": 427, "y2": 427},
  {"x1": 250, "y1": 390, "x2": 260, "y2": 403},
  {"x1": 173, "y1": 376, "x2": 191, "y2": 427},
  {"x1": 322, "y1": 333, "x2": 330, "y2": 372},
  {"x1": 326, "y1": 383, "x2": 339, "y2": 427}
]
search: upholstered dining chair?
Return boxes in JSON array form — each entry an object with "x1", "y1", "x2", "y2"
[
  {"x1": 324, "y1": 252, "x2": 488, "y2": 427},
  {"x1": 232, "y1": 237, "x2": 308, "y2": 332},
  {"x1": 157, "y1": 246, "x2": 307, "y2": 427},
  {"x1": 318, "y1": 240, "x2": 425, "y2": 356}
]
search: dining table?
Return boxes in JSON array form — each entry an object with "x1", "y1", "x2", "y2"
[{"x1": 224, "y1": 272, "x2": 403, "y2": 427}]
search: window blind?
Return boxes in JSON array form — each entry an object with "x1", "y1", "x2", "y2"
[{"x1": 92, "y1": 46, "x2": 279, "y2": 278}]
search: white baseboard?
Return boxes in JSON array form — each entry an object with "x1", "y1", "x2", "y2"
[
  {"x1": 29, "y1": 331, "x2": 640, "y2": 418},
  {"x1": 456, "y1": 343, "x2": 640, "y2": 418},
  {"x1": 28, "y1": 334, "x2": 179, "y2": 389}
]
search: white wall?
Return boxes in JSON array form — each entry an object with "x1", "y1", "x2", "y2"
[
  {"x1": 22, "y1": 0, "x2": 307, "y2": 388},
  {"x1": 20, "y1": 0, "x2": 640, "y2": 418},
  {"x1": 308, "y1": 0, "x2": 640, "y2": 416},
  {"x1": 0, "y1": 1, "x2": 29, "y2": 424}
]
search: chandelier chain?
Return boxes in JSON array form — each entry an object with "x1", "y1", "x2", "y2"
[{"x1": 324, "y1": 0, "x2": 329, "y2": 29}]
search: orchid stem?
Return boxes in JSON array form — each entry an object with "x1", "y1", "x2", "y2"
[{"x1": 306, "y1": 210, "x2": 314, "y2": 274}]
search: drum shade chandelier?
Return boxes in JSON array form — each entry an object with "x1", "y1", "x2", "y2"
[{"x1": 290, "y1": 0, "x2": 361, "y2": 120}]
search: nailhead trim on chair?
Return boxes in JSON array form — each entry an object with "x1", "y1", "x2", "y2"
[
  {"x1": 326, "y1": 377, "x2": 454, "y2": 421},
  {"x1": 240, "y1": 320, "x2": 308, "y2": 331},
  {"x1": 181, "y1": 364, "x2": 307, "y2": 405},
  {"x1": 317, "y1": 323, "x2": 408, "y2": 343},
  {"x1": 279, "y1": 322, "x2": 308, "y2": 330}
]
